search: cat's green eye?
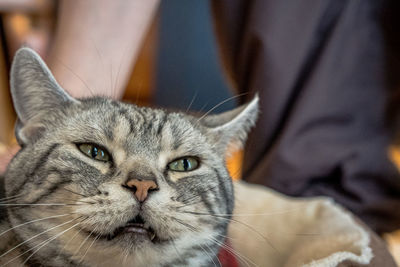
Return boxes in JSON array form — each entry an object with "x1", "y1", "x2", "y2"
[
  {"x1": 168, "y1": 157, "x2": 199, "y2": 172},
  {"x1": 78, "y1": 144, "x2": 110, "y2": 162}
]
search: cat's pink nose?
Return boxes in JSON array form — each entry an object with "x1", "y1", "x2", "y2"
[{"x1": 124, "y1": 179, "x2": 158, "y2": 202}]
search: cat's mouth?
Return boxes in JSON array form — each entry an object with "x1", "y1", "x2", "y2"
[{"x1": 105, "y1": 215, "x2": 157, "y2": 242}]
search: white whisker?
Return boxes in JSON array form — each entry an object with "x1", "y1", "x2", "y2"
[
  {"x1": 54, "y1": 58, "x2": 96, "y2": 97},
  {"x1": 113, "y1": 44, "x2": 130, "y2": 99},
  {"x1": 20, "y1": 221, "x2": 82, "y2": 266},
  {"x1": 0, "y1": 218, "x2": 77, "y2": 259},
  {"x1": 89, "y1": 37, "x2": 107, "y2": 97},
  {"x1": 110, "y1": 62, "x2": 114, "y2": 99},
  {"x1": 0, "y1": 193, "x2": 24, "y2": 203},
  {"x1": 207, "y1": 234, "x2": 257, "y2": 267},
  {"x1": 177, "y1": 219, "x2": 252, "y2": 267},
  {"x1": 198, "y1": 244, "x2": 222, "y2": 267},
  {"x1": 186, "y1": 90, "x2": 198, "y2": 112},
  {"x1": 80, "y1": 231, "x2": 101, "y2": 262},
  {"x1": 59, "y1": 224, "x2": 85, "y2": 254},
  {"x1": 196, "y1": 93, "x2": 247, "y2": 123},
  {"x1": 0, "y1": 203, "x2": 80, "y2": 206},
  {"x1": 0, "y1": 213, "x2": 72, "y2": 239},
  {"x1": 170, "y1": 240, "x2": 184, "y2": 265},
  {"x1": 74, "y1": 225, "x2": 98, "y2": 257},
  {"x1": 180, "y1": 210, "x2": 280, "y2": 253}
]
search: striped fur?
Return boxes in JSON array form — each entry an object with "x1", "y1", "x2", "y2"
[{"x1": 0, "y1": 48, "x2": 258, "y2": 267}]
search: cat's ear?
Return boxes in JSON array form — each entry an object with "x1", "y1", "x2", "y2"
[
  {"x1": 10, "y1": 47, "x2": 78, "y2": 145},
  {"x1": 201, "y1": 95, "x2": 259, "y2": 155}
]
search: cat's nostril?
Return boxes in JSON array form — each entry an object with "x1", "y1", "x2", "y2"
[
  {"x1": 125, "y1": 184, "x2": 138, "y2": 193},
  {"x1": 124, "y1": 178, "x2": 158, "y2": 202}
]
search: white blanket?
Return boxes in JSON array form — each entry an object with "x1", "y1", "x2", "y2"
[{"x1": 229, "y1": 182, "x2": 374, "y2": 267}]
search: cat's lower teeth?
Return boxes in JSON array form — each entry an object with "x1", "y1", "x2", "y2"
[
  {"x1": 126, "y1": 223, "x2": 145, "y2": 229},
  {"x1": 124, "y1": 226, "x2": 148, "y2": 235},
  {"x1": 120, "y1": 223, "x2": 156, "y2": 241}
]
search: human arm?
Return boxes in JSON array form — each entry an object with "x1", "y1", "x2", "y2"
[{"x1": 47, "y1": 0, "x2": 160, "y2": 99}]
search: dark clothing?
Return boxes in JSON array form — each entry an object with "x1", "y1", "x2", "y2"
[{"x1": 213, "y1": 0, "x2": 400, "y2": 234}]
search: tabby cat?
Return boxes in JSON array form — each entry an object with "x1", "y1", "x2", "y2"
[{"x1": 0, "y1": 48, "x2": 258, "y2": 266}]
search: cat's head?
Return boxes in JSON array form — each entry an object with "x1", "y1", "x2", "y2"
[{"x1": 4, "y1": 48, "x2": 258, "y2": 266}]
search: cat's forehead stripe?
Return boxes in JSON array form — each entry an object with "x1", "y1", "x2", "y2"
[
  {"x1": 156, "y1": 113, "x2": 168, "y2": 136},
  {"x1": 117, "y1": 107, "x2": 135, "y2": 133},
  {"x1": 113, "y1": 114, "x2": 132, "y2": 143}
]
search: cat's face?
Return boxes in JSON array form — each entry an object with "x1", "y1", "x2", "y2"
[{"x1": 3, "y1": 48, "x2": 258, "y2": 267}]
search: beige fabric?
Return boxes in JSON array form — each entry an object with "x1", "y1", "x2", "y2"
[{"x1": 229, "y1": 182, "x2": 378, "y2": 267}]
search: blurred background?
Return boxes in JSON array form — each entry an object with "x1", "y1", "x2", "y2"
[
  {"x1": 0, "y1": 0, "x2": 236, "y2": 143},
  {"x1": 0, "y1": 0, "x2": 399, "y2": 263},
  {"x1": 0, "y1": 0, "x2": 243, "y2": 177}
]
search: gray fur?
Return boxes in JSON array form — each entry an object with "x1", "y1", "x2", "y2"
[{"x1": 0, "y1": 48, "x2": 259, "y2": 267}]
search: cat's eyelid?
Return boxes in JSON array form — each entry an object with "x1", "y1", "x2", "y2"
[{"x1": 168, "y1": 155, "x2": 201, "y2": 164}]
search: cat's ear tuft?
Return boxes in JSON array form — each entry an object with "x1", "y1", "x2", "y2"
[
  {"x1": 201, "y1": 95, "x2": 259, "y2": 155},
  {"x1": 10, "y1": 47, "x2": 78, "y2": 145}
]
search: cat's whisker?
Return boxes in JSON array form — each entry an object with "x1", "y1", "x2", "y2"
[
  {"x1": 60, "y1": 188, "x2": 88, "y2": 198},
  {"x1": 174, "y1": 219, "x2": 255, "y2": 267},
  {"x1": 208, "y1": 244, "x2": 223, "y2": 267},
  {"x1": 171, "y1": 220, "x2": 220, "y2": 266},
  {"x1": 0, "y1": 217, "x2": 79, "y2": 259},
  {"x1": 0, "y1": 213, "x2": 72, "y2": 239},
  {"x1": 51, "y1": 196, "x2": 95, "y2": 205},
  {"x1": 170, "y1": 240, "x2": 185, "y2": 265},
  {"x1": 109, "y1": 62, "x2": 114, "y2": 99},
  {"x1": 214, "y1": 232, "x2": 237, "y2": 242},
  {"x1": 183, "y1": 224, "x2": 255, "y2": 267},
  {"x1": 186, "y1": 90, "x2": 199, "y2": 112},
  {"x1": 59, "y1": 221, "x2": 87, "y2": 256},
  {"x1": 53, "y1": 58, "x2": 96, "y2": 97},
  {"x1": 174, "y1": 199, "x2": 204, "y2": 209},
  {"x1": 195, "y1": 210, "x2": 321, "y2": 237},
  {"x1": 113, "y1": 44, "x2": 130, "y2": 99},
  {"x1": 176, "y1": 195, "x2": 311, "y2": 218},
  {"x1": 206, "y1": 234, "x2": 257, "y2": 267},
  {"x1": 174, "y1": 184, "x2": 222, "y2": 207},
  {"x1": 80, "y1": 231, "x2": 101, "y2": 262},
  {"x1": 172, "y1": 218, "x2": 197, "y2": 232},
  {"x1": 207, "y1": 242, "x2": 223, "y2": 267},
  {"x1": 89, "y1": 37, "x2": 108, "y2": 97},
  {"x1": 74, "y1": 224, "x2": 99, "y2": 257},
  {"x1": 19, "y1": 219, "x2": 84, "y2": 266},
  {"x1": 0, "y1": 193, "x2": 24, "y2": 202},
  {"x1": 198, "y1": 100, "x2": 211, "y2": 114},
  {"x1": 122, "y1": 246, "x2": 130, "y2": 266},
  {"x1": 71, "y1": 200, "x2": 95, "y2": 205},
  {"x1": 196, "y1": 93, "x2": 248, "y2": 123},
  {"x1": 198, "y1": 243, "x2": 219, "y2": 267},
  {"x1": 178, "y1": 210, "x2": 280, "y2": 253},
  {"x1": 180, "y1": 208, "x2": 308, "y2": 217},
  {"x1": 0, "y1": 203, "x2": 82, "y2": 207},
  {"x1": 174, "y1": 194, "x2": 202, "y2": 205},
  {"x1": 0, "y1": 198, "x2": 23, "y2": 204}
]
